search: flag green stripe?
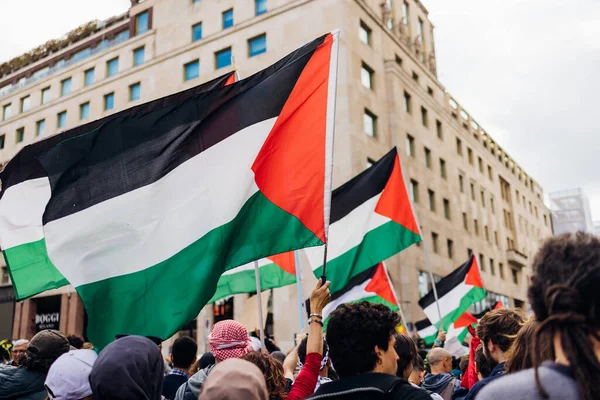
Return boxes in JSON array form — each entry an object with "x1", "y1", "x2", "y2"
[
  {"x1": 323, "y1": 295, "x2": 398, "y2": 330},
  {"x1": 3, "y1": 239, "x2": 68, "y2": 300},
  {"x1": 77, "y1": 190, "x2": 322, "y2": 349},
  {"x1": 313, "y1": 220, "x2": 421, "y2": 294},
  {"x1": 438, "y1": 286, "x2": 486, "y2": 331},
  {"x1": 209, "y1": 263, "x2": 296, "y2": 303}
]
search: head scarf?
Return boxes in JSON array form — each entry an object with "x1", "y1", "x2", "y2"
[
  {"x1": 90, "y1": 335, "x2": 164, "y2": 400},
  {"x1": 199, "y1": 358, "x2": 268, "y2": 400},
  {"x1": 208, "y1": 320, "x2": 252, "y2": 363}
]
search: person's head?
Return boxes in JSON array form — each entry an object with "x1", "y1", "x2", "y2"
[
  {"x1": 459, "y1": 354, "x2": 469, "y2": 379},
  {"x1": 208, "y1": 320, "x2": 253, "y2": 363},
  {"x1": 427, "y1": 348, "x2": 453, "y2": 374},
  {"x1": 409, "y1": 354, "x2": 425, "y2": 385},
  {"x1": 45, "y1": 349, "x2": 97, "y2": 400},
  {"x1": 505, "y1": 317, "x2": 553, "y2": 374},
  {"x1": 21, "y1": 330, "x2": 71, "y2": 373},
  {"x1": 297, "y1": 336, "x2": 330, "y2": 375},
  {"x1": 198, "y1": 358, "x2": 268, "y2": 400},
  {"x1": 170, "y1": 336, "x2": 198, "y2": 370},
  {"x1": 198, "y1": 352, "x2": 216, "y2": 370},
  {"x1": 476, "y1": 308, "x2": 524, "y2": 363},
  {"x1": 11, "y1": 339, "x2": 28, "y2": 363},
  {"x1": 528, "y1": 232, "x2": 600, "y2": 400},
  {"x1": 326, "y1": 301, "x2": 400, "y2": 378},
  {"x1": 240, "y1": 351, "x2": 286, "y2": 400},
  {"x1": 474, "y1": 344, "x2": 496, "y2": 380},
  {"x1": 67, "y1": 335, "x2": 84, "y2": 350},
  {"x1": 90, "y1": 335, "x2": 164, "y2": 399},
  {"x1": 394, "y1": 333, "x2": 417, "y2": 380},
  {"x1": 270, "y1": 351, "x2": 286, "y2": 365}
]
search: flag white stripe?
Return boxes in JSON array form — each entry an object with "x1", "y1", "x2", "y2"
[
  {"x1": 222, "y1": 258, "x2": 273, "y2": 276},
  {"x1": 422, "y1": 283, "x2": 473, "y2": 324},
  {"x1": 43, "y1": 117, "x2": 277, "y2": 287},
  {"x1": 322, "y1": 280, "x2": 370, "y2": 320}
]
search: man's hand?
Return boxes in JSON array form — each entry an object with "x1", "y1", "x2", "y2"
[{"x1": 310, "y1": 280, "x2": 331, "y2": 314}]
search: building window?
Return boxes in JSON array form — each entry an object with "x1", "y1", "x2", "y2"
[
  {"x1": 428, "y1": 189, "x2": 435, "y2": 212},
  {"x1": 61, "y1": 78, "x2": 72, "y2": 96},
  {"x1": 84, "y1": 68, "x2": 95, "y2": 87},
  {"x1": 255, "y1": 0, "x2": 267, "y2": 15},
  {"x1": 363, "y1": 109, "x2": 377, "y2": 137},
  {"x1": 481, "y1": 190, "x2": 486, "y2": 207},
  {"x1": 491, "y1": 197, "x2": 495, "y2": 214},
  {"x1": 467, "y1": 147, "x2": 473, "y2": 164},
  {"x1": 41, "y1": 87, "x2": 51, "y2": 104},
  {"x1": 512, "y1": 268, "x2": 519, "y2": 284},
  {"x1": 485, "y1": 225, "x2": 489, "y2": 242},
  {"x1": 418, "y1": 17, "x2": 425, "y2": 44},
  {"x1": 412, "y1": 71, "x2": 419, "y2": 82},
  {"x1": 468, "y1": 248, "x2": 473, "y2": 257},
  {"x1": 424, "y1": 147, "x2": 431, "y2": 168},
  {"x1": 359, "y1": 21, "x2": 371, "y2": 46},
  {"x1": 192, "y1": 22, "x2": 203, "y2": 41},
  {"x1": 436, "y1": 120, "x2": 442, "y2": 139},
  {"x1": 440, "y1": 158, "x2": 446, "y2": 179},
  {"x1": 361, "y1": 62, "x2": 374, "y2": 89},
  {"x1": 20, "y1": 95, "x2": 30, "y2": 113},
  {"x1": 443, "y1": 198, "x2": 450, "y2": 220},
  {"x1": 104, "y1": 93, "x2": 115, "y2": 111},
  {"x1": 2, "y1": 104, "x2": 11, "y2": 121},
  {"x1": 431, "y1": 232, "x2": 439, "y2": 254},
  {"x1": 80, "y1": 102, "x2": 90, "y2": 120},
  {"x1": 106, "y1": 58, "x2": 119, "y2": 77},
  {"x1": 406, "y1": 134, "x2": 414, "y2": 157},
  {"x1": 36, "y1": 119, "x2": 45, "y2": 136},
  {"x1": 248, "y1": 34, "x2": 267, "y2": 57},
  {"x1": 470, "y1": 183, "x2": 475, "y2": 201},
  {"x1": 418, "y1": 270, "x2": 441, "y2": 298},
  {"x1": 490, "y1": 258, "x2": 496, "y2": 276},
  {"x1": 544, "y1": 214, "x2": 548, "y2": 226},
  {"x1": 428, "y1": 87, "x2": 434, "y2": 96},
  {"x1": 459, "y1": 175, "x2": 464, "y2": 193},
  {"x1": 135, "y1": 11, "x2": 149, "y2": 35},
  {"x1": 410, "y1": 179, "x2": 419, "y2": 203},
  {"x1": 15, "y1": 127, "x2": 24, "y2": 143},
  {"x1": 421, "y1": 106, "x2": 428, "y2": 127},
  {"x1": 215, "y1": 47, "x2": 232, "y2": 69},
  {"x1": 402, "y1": 1, "x2": 409, "y2": 25},
  {"x1": 130, "y1": 82, "x2": 141, "y2": 101},
  {"x1": 488, "y1": 165, "x2": 493, "y2": 181},
  {"x1": 222, "y1": 9, "x2": 234, "y2": 29},
  {"x1": 184, "y1": 60, "x2": 200, "y2": 81},
  {"x1": 478, "y1": 157, "x2": 484, "y2": 173},
  {"x1": 463, "y1": 213, "x2": 469, "y2": 231},
  {"x1": 395, "y1": 54, "x2": 403, "y2": 66},
  {"x1": 479, "y1": 254, "x2": 485, "y2": 271},
  {"x1": 456, "y1": 138, "x2": 463, "y2": 155},
  {"x1": 57, "y1": 111, "x2": 67, "y2": 128},
  {"x1": 133, "y1": 47, "x2": 145, "y2": 66},
  {"x1": 499, "y1": 262, "x2": 505, "y2": 279},
  {"x1": 474, "y1": 219, "x2": 479, "y2": 236},
  {"x1": 447, "y1": 239, "x2": 454, "y2": 259},
  {"x1": 0, "y1": 134, "x2": 4, "y2": 149},
  {"x1": 404, "y1": 91, "x2": 412, "y2": 113}
]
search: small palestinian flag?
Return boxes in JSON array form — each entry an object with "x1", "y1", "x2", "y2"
[
  {"x1": 418, "y1": 255, "x2": 486, "y2": 336},
  {"x1": 0, "y1": 32, "x2": 339, "y2": 348},
  {"x1": 306, "y1": 148, "x2": 421, "y2": 294},
  {"x1": 322, "y1": 262, "x2": 399, "y2": 326},
  {"x1": 416, "y1": 311, "x2": 478, "y2": 345}
]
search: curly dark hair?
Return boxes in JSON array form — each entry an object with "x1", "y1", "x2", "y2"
[
  {"x1": 475, "y1": 344, "x2": 497, "y2": 379},
  {"x1": 326, "y1": 301, "x2": 400, "y2": 378},
  {"x1": 394, "y1": 333, "x2": 417, "y2": 379},
  {"x1": 241, "y1": 351, "x2": 287, "y2": 400},
  {"x1": 476, "y1": 308, "x2": 524, "y2": 358},
  {"x1": 171, "y1": 336, "x2": 198, "y2": 369},
  {"x1": 505, "y1": 317, "x2": 553, "y2": 374},
  {"x1": 297, "y1": 335, "x2": 328, "y2": 367},
  {"x1": 67, "y1": 335, "x2": 84, "y2": 350},
  {"x1": 528, "y1": 232, "x2": 600, "y2": 400}
]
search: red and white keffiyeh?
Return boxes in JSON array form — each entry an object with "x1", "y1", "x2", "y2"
[{"x1": 208, "y1": 320, "x2": 253, "y2": 363}]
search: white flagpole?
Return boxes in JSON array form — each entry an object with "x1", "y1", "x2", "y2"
[
  {"x1": 253, "y1": 260, "x2": 266, "y2": 348},
  {"x1": 294, "y1": 251, "x2": 306, "y2": 331},
  {"x1": 382, "y1": 262, "x2": 410, "y2": 333}
]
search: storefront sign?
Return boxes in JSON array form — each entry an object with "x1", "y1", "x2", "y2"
[{"x1": 35, "y1": 295, "x2": 61, "y2": 331}]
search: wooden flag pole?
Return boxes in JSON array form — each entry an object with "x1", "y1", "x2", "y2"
[
  {"x1": 253, "y1": 260, "x2": 266, "y2": 349},
  {"x1": 294, "y1": 250, "x2": 306, "y2": 331}
]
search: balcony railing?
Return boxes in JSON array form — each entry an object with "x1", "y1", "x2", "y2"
[{"x1": 507, "y1": 249, "x2": 528, "y2": 269}]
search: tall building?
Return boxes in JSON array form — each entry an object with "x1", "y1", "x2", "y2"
[
  {"x1": 0, "y1": 0, "x2": 552, "y2": 350},
  {"x1": 549, "y1": 188, "x2": 594, "y2": 234}
]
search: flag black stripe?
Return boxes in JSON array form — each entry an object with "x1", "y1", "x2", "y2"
[
  {"x1": 417, "y1": 256, "x2": 473, "y2": 309},
  {"x1": 6, "y1": 34, "x2": 328, "y2": 224},
  {"x1": 329, "y1": 264, "x2": 378, "y2": 302},
  {"x1": 330, "y1": 148, "x2": 396, "y2": 224}
]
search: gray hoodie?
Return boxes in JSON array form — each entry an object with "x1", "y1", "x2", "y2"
[{"x1": 174, "y1": 365, "x2": 214, "y2": 400}]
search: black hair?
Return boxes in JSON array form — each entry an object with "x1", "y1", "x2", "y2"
[
  {"x1": 297, "y1": 335, "x2": 328, "y2": 367},
  {"x1": 171, "y1": 336, "x2": 198, "y2": 369},
  {"x1": 529, "y1": 232, "x2": 600, "y2": 400},
  {"x1": 413, "y1": 354, "x2": 425, "y2": 371},
  {"x1": 459, "y1": 354, "x2": 469, "y2": 378},
  {"x1": 67, "y1": 335, "x2": 84, "y2": 349},
  {"x1": 326, "y1": 301, "x2": 400, "y2": 378},
  {"x1": 475, "y1": 344, "x2": 496, "y2": 379},
  {"x1": 394, "y1": 333, "x2": 417, "y2": 378}
]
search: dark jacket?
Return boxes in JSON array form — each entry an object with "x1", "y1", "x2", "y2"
[
  {"x1": 162, "y1": 373, "x2": 188, "y2": 400},
  {"x1": 174, "y1": 365, "x2": 214, "y2": 400},
  {"x1": 0, "y1": 364, "x2": 46, "y2": 400},
  {"x1": 309, "y1": 372, "x2": 432, "y2": 400},
  {"x1": 463, "y1": 362, "x2": 506, "y2": 400},
  {"x1": 423, "y1": 372, "x2": 463, "y2": 399}
]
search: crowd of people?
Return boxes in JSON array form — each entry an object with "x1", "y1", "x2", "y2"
[{"x1": 0, "y1": 231, "x2": 598, "y2": 399}]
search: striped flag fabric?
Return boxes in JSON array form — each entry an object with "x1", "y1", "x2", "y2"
[
  {"x1": 321, "y1": 262, "x2": 399, "y2": 326},
  {"x1": 417, "y1": 311, "x2": 479, "y2": 345},
  {"x1": 417, "y1": 255, "x2": 486, "y2": 341},
  {"x1": 0, "y1": 32, "x2": 339, "y2": 348},
  {"x1": 306, "y1": 148, "x2": 421, "y2": 294}
]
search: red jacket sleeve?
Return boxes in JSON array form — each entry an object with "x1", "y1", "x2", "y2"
[{"x1": 287, "y1": 352, "x2": 322, "y2": 400}]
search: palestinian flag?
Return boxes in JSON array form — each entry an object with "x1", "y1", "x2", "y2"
[
  {"x1": 322, "y1": 262, "x2": 399, "y2": 326},
  {"x1": 417, "y1": 312, "x2": 479, "y2": 345},
  {"x1": 417, "y1": 255, "x2": 486, "y2": 339},
  {"x1": 0, "y1": 32, "x2": 339, "y2": 348},
  {"x1": 209, "y1": 252, "x2": 296, "y2": 303},
  {"x1": 306, "y1": 148, "x2": 421, "y2": 294}
]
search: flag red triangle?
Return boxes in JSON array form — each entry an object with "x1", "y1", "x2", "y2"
[
  {"x1": 465, "y1": 255, "x2": 484, "y2": 288},
  {"x1": 365, "y1": 263, "x2": 398, "y2": 306},
  {"x1": 454, "y1": 312, "x2": 478, "y2": 328},
  {"x1": 267, "y1": 252, "x2": 296, "y2": 275},
  {"x1": 493, "y1": 301, "x2": 503, "y2": 310}
]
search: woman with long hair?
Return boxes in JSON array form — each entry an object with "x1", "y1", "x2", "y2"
[{"x1": 505, "y1": 317, "x2": 553, "y2": 374}]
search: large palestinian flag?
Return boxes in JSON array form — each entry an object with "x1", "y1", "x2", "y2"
[
  {"x1": 0, "y1": 32, "x2": 339, "y2": 348},
  {"x1": 306, "y1": 148, "x2": 421, "y2": 294},
  {"x1": 322, "y1": 262, "x2": 399, "y2": 326},
  {"x1": 418, "y1": 255, "x2": 486, "y2": 337}
]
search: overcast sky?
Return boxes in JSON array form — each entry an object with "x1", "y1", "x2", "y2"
[{"x1": 1, "y1": 0, "x2": 599, "y2": 217}]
